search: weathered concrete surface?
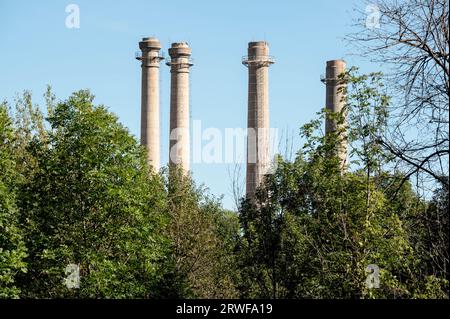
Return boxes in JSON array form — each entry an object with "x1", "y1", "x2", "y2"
[
  {"x1": 167, "y1": 42, "x2": 193, "y2": 172},
  {"x1": 137, "y1": 37, "x2": 163, "y2": 171},
  {"x1": 243, "y1": 41, "x2": 274, "y2": 198},
  {"x1": 324, "y1": 59, "x2": 347, "y2": 168}
]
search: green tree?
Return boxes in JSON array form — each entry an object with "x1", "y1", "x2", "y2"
[
  {"x1": 410, "y1": 181, "x2": 449, "y2": 298},
  {"x1": 237, "y1": 68, "x2": 447, "y2": 298},
  {"x1": 10, "y1": 89, "x2": 49, "y2": 179},
  {"x1": 0, "y1": 103, "x2": 27, "y2": 298},
  {"x1": 158, "y1": 167, "x2": 239, "y2": 298},
  {"x1": 17, "y1": 90, "x2": 167, "y2": 298}
]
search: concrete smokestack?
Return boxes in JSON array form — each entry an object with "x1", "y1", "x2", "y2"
[
  {"x1": 166, "y1": 42, "x2": 193, "y2": 172},
  {"x1": 322, "y1": 59, "x2": 348, "y2": 168},
  {"x1": 242, "y1": 41, "x2": 274, "y2": 198},
  {"x1": 137, "y1": 37, "x2": 163, "y2": 171}
]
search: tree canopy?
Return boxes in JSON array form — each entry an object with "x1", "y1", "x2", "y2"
[{"x1": 0, "y1": 73, "x2": 447, "y2": 298}]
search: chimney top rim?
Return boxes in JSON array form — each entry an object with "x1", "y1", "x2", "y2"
[
  {"x1": 248, "y1": 41, "x2": 269, "y2": 47},
  {"x1": 326, "y1": 59, "x2": 346, "y2": 66}
]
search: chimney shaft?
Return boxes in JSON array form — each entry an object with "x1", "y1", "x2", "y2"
[
  {"x1": 167, "y1": 42, "x2": 193, "y2": 172},
  {"x1": 243, "y1": 41, "x2": 274, "y2": 198},
  {"x1": 324, "y1": 59, "x2": 347, "y2": 168},
  {"x1": 137, "y1": 37, "x2": 163, "y2": 171}
]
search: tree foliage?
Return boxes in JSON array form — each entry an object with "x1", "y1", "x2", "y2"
[
  {"x1": 16, "y1": 90, "x2": 168, "y2": 298},
  {"x1": 0, "y1": 80, "x2": 447, "y2": 299},
  {"x1": 237, "y1": 69, "x2": 448, "y2": 298},
  {"x1": 158, "y1": 167, "x2": 239, "y2": 298},
  {"x1": 0, "y1": 104, "x2": 27, "y2": 298}
]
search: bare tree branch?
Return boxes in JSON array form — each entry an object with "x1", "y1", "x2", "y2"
[{"x1": 347, "y1": 0, "x2": 449, "y2": 186}]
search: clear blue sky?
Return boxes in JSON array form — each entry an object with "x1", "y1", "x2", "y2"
[{"x1": 0, "y1": 0, "x2": 381, "y2": 210}]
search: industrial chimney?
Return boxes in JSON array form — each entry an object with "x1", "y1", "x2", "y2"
[
  {"x1": 166, "y1": 42, "x2": 193, "y2": 172},
  {"x1": 242, "y1": 41, "x2": 275, "y2": 198},
  {"x1": 321, "y1": 59, "x2": 348, "y2": 168},
  {"x1": 136, "y1": 37, "x2": 164, "y2": 171}
]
